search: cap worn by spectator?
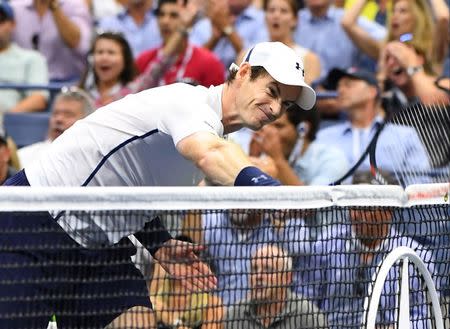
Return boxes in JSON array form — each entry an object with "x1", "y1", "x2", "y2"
[
  {"x1": 0, "y1": 1, "x2": 14, "y2": 22},
  {"x1": 323, "y1": 67, "x2": 379, "y2": 91}
]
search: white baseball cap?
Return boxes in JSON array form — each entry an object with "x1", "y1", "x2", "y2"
[{"x1": 230, "y1": 41, "x2": 317, "y2": 110}]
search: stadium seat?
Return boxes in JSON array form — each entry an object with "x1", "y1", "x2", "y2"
[{"x1": 4, "y1": 112, "x2": 50, "y2": 148}]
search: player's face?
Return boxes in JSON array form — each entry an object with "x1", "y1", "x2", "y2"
[
  {"x1": 265, "y1": 0, "x2": 297, "y2": 42},
  {"x1": 93, "y1": 38, "x2": 125, "y2": 85},
  {"x1": 337, "y1": 77, "x2": 375, "y2": 110},
  {"x1": 236, "y1": 67, "x2": 302, "y2": 130},
  {"x1": 390, "y1": 0, "x2": 416, "y2": 39},
  {"x1": 157, "y1": 3, "x2": 181, "y2": 43},
  {"x1": 48, "y1": 99, "x2": 85, "y2": 141}
]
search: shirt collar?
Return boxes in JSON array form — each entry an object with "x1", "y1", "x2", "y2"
[{"x1": 342, "y1": 114, "x2": 384, "y2": 135}]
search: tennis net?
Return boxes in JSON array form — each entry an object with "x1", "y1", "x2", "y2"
[{"x1": 0, "y1": 184, "x2": 448, "y2": 329}]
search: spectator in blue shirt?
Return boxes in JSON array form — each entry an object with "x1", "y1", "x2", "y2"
[
  {"x1": 294, "y1": 0, "x2": 386, "y2": 77},
  {"x1": 316, "y1": 67, "x2": 431, "y2": 185},
  {"x1": 98, "y1": 0, "x2": 162, "y2": 57},
  {"x1": 312, "y1": 171, "x2": 437, "y2": 328},
  {"x1": 189, "y1": 0, "x2": 268, "y2": 71},
  {"x1": 183, "y1": 209, "x2": 314, "y2": 308}
]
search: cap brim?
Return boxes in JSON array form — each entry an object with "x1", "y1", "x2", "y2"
[
  {"x1": 264, "y1": 67, "x2": 317, "y2": 111},
  {"x1": 296, "y1": 84, "x2": 316, "y2": 110}
]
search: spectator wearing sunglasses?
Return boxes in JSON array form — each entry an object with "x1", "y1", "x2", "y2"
[
  {"x1": 0, "y1": 2, "x2": 49, "y2": 123},
  {"x1": 11, "y1": 0, "x2": 93, "y2": 82}
]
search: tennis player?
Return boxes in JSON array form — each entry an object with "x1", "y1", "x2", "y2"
[{"x1": 1, "y1": 41, "x2": 316, "y2": 328}]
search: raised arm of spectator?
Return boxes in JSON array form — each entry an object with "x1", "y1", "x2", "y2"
[
  {"x1": 341, "y1": 0, "x2": 382, "y2": 60},
  {"x1": 48, "y1": 0, "x2": 92, "y2": 52},
  {"x1": 10, "y1": 94, "x2": 47, "y2": 113},
  {"x1": 384, "y1": 41, "x2": 450, "y2": 105},
  {"x1": 203, "y1": 0, "x2": 243, "y2": 54},
  {"x1": 429, "y1": 0, "x2": 449, "y2": 66}
]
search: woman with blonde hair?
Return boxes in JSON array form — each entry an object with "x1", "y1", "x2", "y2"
[{"x1": 341, "y1": 0, "x2": 449, "y2": 74}]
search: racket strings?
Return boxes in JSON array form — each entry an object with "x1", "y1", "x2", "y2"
[{"x1": 381, "y1": 102, "x2": 450, "y2": 185}]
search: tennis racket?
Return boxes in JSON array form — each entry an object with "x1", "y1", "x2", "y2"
[{"x1": 331, "y1": 102, "x2": 450, "y2": 186}]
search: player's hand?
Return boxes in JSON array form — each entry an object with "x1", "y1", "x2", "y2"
[{"x1": 154, "y1": 239, "x2": 217, "y2": 292}]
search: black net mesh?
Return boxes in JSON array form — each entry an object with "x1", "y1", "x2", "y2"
[{"x1": 0, "y1": 202, "x2": 449, "y2": 329}]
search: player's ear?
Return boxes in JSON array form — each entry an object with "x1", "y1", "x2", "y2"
[{"x1": 237, "y1": 62, "x2": 251, "y2": 80}]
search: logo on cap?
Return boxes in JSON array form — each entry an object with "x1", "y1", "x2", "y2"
[{"x1": 295, "y1": 62, "x2": 305, "y2": 77}]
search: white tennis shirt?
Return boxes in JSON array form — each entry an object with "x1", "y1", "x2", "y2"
[
  {"x1": 24, "y1": 83, "x2": 225, "y2": 246},
  {"x1": 26, "y1": 83, "x2": 224, "y2": 187}
]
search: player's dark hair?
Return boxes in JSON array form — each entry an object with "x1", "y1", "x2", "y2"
[
  {"x1": 226, "y1": 66, "x2": 269, "y2": 84},
  {"x1": 286, "y1": 106, "x2": 320, "y2": 141}
]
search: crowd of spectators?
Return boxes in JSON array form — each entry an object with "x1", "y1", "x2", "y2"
[{"x1": 0, "y1": 0, "x2": 449, "y2": 328}]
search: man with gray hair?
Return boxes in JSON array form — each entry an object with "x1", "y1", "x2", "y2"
[
  {"x1": 225, "y1": 244, "x2": 328, "y2": 329},
  {"x1": 18, "y1": 87, "x2": 94, "y2": 167}
]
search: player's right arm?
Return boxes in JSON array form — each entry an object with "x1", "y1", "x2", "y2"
[{"x1": 176, "y1": 131, "x2": 280, "y2": 186}]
